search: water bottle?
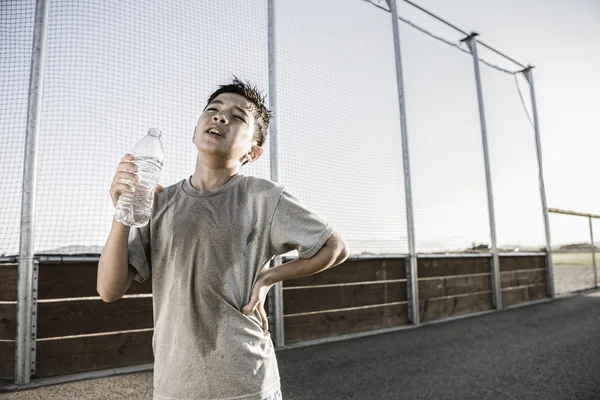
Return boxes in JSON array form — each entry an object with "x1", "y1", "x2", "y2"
[{"x1": 114, "y1": 128, "x2": 165, "y2": 227}]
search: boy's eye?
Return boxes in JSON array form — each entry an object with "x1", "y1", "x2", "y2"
[
  {"x1": 206, "y1": 107, "x2": 217, "y2": 112},
  {"x1": 234, "y1": 115, "x2": 246, "y2": 122}
]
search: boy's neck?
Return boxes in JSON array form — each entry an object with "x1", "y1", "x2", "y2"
[{"x1": 190, "y1": 159, "x2": 240, "y2": 192}]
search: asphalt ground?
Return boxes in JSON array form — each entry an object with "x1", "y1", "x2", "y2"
[{"x1": 2, "y1": 290, "x2": 599, "y2": 400}]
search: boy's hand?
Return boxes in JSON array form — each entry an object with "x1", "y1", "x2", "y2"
[
  {"x1": 110, "y1": 154, "x2": 164, "y2": 208},
  {"x1": 242, "y1": 266, "x2": 274, "y2": 335}
]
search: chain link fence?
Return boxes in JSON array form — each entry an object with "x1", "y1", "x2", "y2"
[{"x1": 2, "y1": 0, "x2": 549, "y2": 259}]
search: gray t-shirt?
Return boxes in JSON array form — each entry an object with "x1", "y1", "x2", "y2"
[{"x1": 127, "y1": 173, "x2": 333, "y2": 400}]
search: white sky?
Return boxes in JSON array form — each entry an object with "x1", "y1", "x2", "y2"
[{"x1": 1, "y1": 0, "x2": 599, "y2": 256}]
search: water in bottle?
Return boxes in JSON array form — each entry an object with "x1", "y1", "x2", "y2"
[{"x1": 114, "y1": 128, "x2": 165, "y2": 227}]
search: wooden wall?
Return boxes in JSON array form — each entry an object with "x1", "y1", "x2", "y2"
[
  {"x1": 0, "y1": 263, "x2": 18, "y2": 379},
  {"x1": 0, "y1": 254, "x2": 549, "y2": 380},
  {"x1": 418, "y1": 256, "x2": 494, "y2": 322},
  {"x1": 283, "y1": 258, "x2": 408, "y2": 344},
  {"x1": 500, "y1": 255, "x2": 548, "y2": 307},
  {"x1": 0, "y1": 262, "x2": 153, "y2": 379}
]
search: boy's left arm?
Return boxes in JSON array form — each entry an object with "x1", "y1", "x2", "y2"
[{"x1": 242, "y1": 230, "x2": 349, "y2": 333}]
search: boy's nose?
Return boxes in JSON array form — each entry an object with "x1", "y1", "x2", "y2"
[{"x1": 212, "y1": 114, "x2": 228, "y2": 124}]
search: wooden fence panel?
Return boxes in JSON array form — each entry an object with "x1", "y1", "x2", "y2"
[
  {"x1": 420, "y1": 292, "x2": 493, "y2": 322},
  {"x1": 36, "y1": 297, "x2": 153, "y2": 339},
  {"x1": 0, "y1": 303, "x2": 16, "y2": 340},
  {"x1": 0, "y1": 341, "x2": 15, "y2": 379},
  {"x1": 283, "y1": 258, "x2": 405, "y2": 287},
  {"x1": 502, "y1": 283, "x2": 548, "y2": 307},
  {"x1": 418, "y1": 274, "x2": 491, "y2": 300},
  {"x1": 0, "y1": 264, "x2": 18, "y2": 301},
  {"x1": 34, "y1": 331, "x2": 153, "y2": 377},
  {"x1": 417, "y1": 257, "x2": 490, "y2": 278},
  {"x1": 499, "y1": 255, "x2": 545, "y2": 272},
  {"x1": 284, "y1": 281, "x2": 407, "y2": 315},
  {"x1": 284, "y1": 303, "x2": 408, "y2": 344},
  {"x1": 501, "y1": 269, "x2": 546, "y2": 288},
  {"x1": 38, "y1": 263, "x2": 151, "y2": 299}
]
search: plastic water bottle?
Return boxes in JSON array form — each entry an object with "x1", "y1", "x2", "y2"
[{"x1": 114, "y1": 128, "x2": 165, "y2": 227}]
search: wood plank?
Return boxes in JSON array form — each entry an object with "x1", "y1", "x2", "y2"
[
  {"x1": 0, "y1": 341, "x2": 15, "y2": 379},
  {"x1": 499, "y1": 256, "x2": 546, "y2": 272},
  {"x1": 502, "y1": 283, "x2": 549, "y2": 307},
  {"x1": 38, "y1": 262, "x2": 152, "y2": 299},
  {"x1": 284, "y1": 303, "x2": 408, "y2": 344},
  {"x1": 417, "y1": 257, "x2": 490, "y2": 278},
  {"x1": 284, "y1": 258, "x2": 405, "y2": 287},
  {"x1": 419, "y1": 292, "x2": 493, "y2": 322},
  {"x1": 418, "y1": 274, "x2": 491, "y2": 300},
  {"x1": 0, "y1": 303, "x2": 16, "y2": 340},
  {"x1": 284, "y1": 282, "x2": 407, "y2": 315},
  {"x1": 501, "y1": 269, "x2": 546, "y2": 289},
  {"x1": 0, "y1": 264, "x2": 18, "y2": 301},
  {"x1": 35, "y1": 331, "x2": 153, "y2": 377},
  {"x1": 37, "y1": 297, "x2": 153, "y2": 339}
]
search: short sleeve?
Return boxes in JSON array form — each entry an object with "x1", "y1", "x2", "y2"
[
  {"x1": 270, "y1": 188, "x2": 334, "y2": 259},
  {"x1": 128, "y1": 223, "x2": 151, "y2": 282}
]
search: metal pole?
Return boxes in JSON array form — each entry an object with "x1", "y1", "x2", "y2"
[
  {"x1": 268, "y1": 0, "x2": 285, "y2": 347},
  {"x1": 388, "y1": 0, "x2": 419, "y2": 325},
  {"x1": 16, "y1": 0, "x2": 50, "y2": 385},
  {"x1": 463, "y1": 33, "x2": 502, "y2": 309},
  {"x1": 588, "y1": 217, "x2": 598, "y2": 289},
  {"x1": 522, "y1": 66, "x2": 555, "y2": 298}
]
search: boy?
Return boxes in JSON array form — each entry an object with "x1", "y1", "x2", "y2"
[{"x1": 98, "y1": 77, "x2": 349, "y2": 400}]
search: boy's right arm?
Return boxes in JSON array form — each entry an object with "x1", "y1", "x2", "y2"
[
  {"x1": 97, "y1": 219, "x2": 136, "y2": 303},
  {"x1": 97, "y1": 154, "x2": 162, "y2": 303}
]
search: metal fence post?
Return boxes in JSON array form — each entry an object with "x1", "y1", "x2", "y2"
[
  {"x1": 463, "y1": 33, "x2": 502, "y2": 309},
  {"x1": 387, "y1": 0, "x2": 419, "y2": 325},
  {"x1": 268, "y1": 0, "x2": 285, "y2": 347},
  {"x1": 16, "y1": 0, "x2": 50, "y2": 385},
  {"x1": 588, "y1": 217, "x2": 598, "y2": 289},
  {"x1": 522, "y1": 66, "x2": 555, "y2": 298}
]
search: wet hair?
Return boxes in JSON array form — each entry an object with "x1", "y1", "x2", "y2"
[{"x1": 205, "y1": 76, "x2": 271, "y2": 148}]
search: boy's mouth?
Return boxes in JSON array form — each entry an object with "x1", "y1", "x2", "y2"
[{"x1": 206, "y1": 127, "x2": 225, "y2": 138}]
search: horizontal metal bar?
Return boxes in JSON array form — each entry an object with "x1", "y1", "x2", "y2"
[
  {"x1": 401, "y1": 0, "x2": 467, "y2": 35},
  {"x1": 499, "y1": 267, "x2": 546, "y2": 274},
  {"x1": 345, "y1": 254, "x2": 410, "y2": 259},
  {"x1": 548, "y1": 208, "x2": 600, "y2": 219},
  {"x1": 417, "y1": 253, "x2": 492, "y2": 258},
  {"x1": 284, "y1": 301, "x2": 407, "y2": 318},
  {"x1": 38, "y1": 255, "x2": 101, "y2": 263},
  {"x1": 418, "y1": 272, "x2": 491, "y2": 281},
  {"x1": 476, "y1": 40, "x2": 526, "y2": 69},
  {"x1": 0, "y1": 255, "x2": 103, "y2": 264},
  {"x1": 1, "y1": 252, "x2": 546, "y2": 266},
  {"x1": 499, "y1": 252, "x2": 547, "y2": 256},
  {"x1": 284, "y1": 279, "x2": 406, "y2": 290},
  {"x1": 0, "y1": 363, "x2": 153, "y2": 392}
]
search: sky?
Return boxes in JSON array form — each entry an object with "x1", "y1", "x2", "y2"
[{"x1": 1, "y1": 0, "x2": 599, "y2": 256}]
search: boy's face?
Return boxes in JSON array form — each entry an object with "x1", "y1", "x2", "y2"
[{"x1": 193, "y1": 93, "x2": 261, "y2": 166}]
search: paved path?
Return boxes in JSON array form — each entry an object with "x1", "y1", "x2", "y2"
[{"x1": 2, "y1": 291, "x2": 599, "y2": 400}]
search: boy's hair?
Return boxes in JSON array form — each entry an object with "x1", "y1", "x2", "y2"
[{"x1": 205, "y1": 76, "x2": 271, "y2": 148}]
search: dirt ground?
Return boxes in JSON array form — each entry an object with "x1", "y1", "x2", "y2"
[{"x1": 0, "y1": 372, "x2": 153, "y2": 400}]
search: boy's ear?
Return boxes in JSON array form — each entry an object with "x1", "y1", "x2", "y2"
[{"x1": 244, "y1": 145, "x2": 264, "y2": 163}]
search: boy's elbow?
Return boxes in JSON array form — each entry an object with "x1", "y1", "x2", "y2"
[
  {"x1": 97, "y1": 285, "x2": 121, "y2": 303},
  {"x1": 328, "y1": 231, "x2": 349, "y2": 265}
]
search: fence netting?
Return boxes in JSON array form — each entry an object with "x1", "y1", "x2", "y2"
[
  {"x1": 550, "y1": 212, "x2": 598, "y2": 294},
  {"x1": 275, "y1": 0, "x2": 408, "y2": 255},
  {"x1": 1, "y1": 0, "x2": 269, "y2": 256},
  {"x1": 0, "y1": 0, "x2": 36, "y2": 257},
  {"x1": 1, "y1": 0, "x2": 549, "y2": 258}
]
